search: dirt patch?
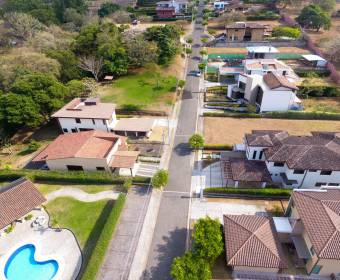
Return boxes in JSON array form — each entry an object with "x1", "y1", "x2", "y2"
[
  {"x1": 276, "y1": 47, "x2": 310, "y2": 54},
  {"x1": 207, "y1": 47, "x2": 247, "y2": 54},
  {"x1": 204, "y1": 117, "x2": 340, "y2": 145}
]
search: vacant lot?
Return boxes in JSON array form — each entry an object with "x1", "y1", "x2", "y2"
[
  {"x1": 204, "y1": 117, "x2": 340, "y2": 145},
  {"x1": 303, "y1": 97, "x2": 340, "y2": 114}
]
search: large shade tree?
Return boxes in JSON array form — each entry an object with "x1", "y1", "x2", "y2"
[{"x1": 296, "y1": 4, "x2": 331, "y2": 31}]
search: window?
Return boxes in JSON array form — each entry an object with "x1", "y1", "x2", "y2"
[
  {"x1": 102, "y1": 119, "x2": 106, "y2": 125},
  {"x1": 66, "y1": 165, "x2": 83, "y2": 171},
  {"x1": 329, "y1": 183, "x2": 339, "y2": 186},
  {"x1": 71, "y1": 128, "x2": 77, "y2": 133},
  {"x1": 315, "y1": 182, "x2": 326, "y2": 187},
  {"x1": 63, "y1": 128, "x2": 68, "y2": 133},
  {"x1": 259, "y1": 151, "x2": 263, "y2": 160},
  {"x1": 320, "y1": 170, "x2": 332, "y2": 175},
  {"x1": 311, "y1": 265, "x2": 322, "y2": 274},
  {"x1": 96, "y1": 167, "x2": 105, "y2": 171},
  {"x1": 75, "y1": 118, "x2": 81, "y2": 124},
  {"x1": 252, "y1": 150, "x2": 257, "y2": 160},
  {"x1": 274, "y1": 162, "x2": 284, "y2": 167},
  {"x1": 310, "y1": 246, "x2": 315, "y2": 255},
  {"x1": 283, "y1": 70, "x2": 287, "y2": 76},
  {"x1": 293, "y1": 169, "x2": 304, "y2": 174},
  {"x1": 309, "y1": 169, "x2": 317, "y2": 172},
  {"x1": 92, "y1": 119, "x2": 95, "y2": 125}
]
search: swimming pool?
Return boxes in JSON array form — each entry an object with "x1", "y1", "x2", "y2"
[{"x1": 4, "y1": 244, "x2": 59, "y2": 280}]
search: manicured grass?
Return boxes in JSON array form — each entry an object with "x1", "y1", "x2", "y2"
[
  {"x1": 100, "y1": 70, "x2": 177, "y2": 109},
  {"x1": 35, "y1": 183, "x2": 118, "y2": 195}
]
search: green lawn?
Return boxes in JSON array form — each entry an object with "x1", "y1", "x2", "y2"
[
  {"x1": 35, "y1": 183, "x2": 119, "y2": 195},
  {"x1": 100, "y1": 70, "x2": 177, "y2": 110}
]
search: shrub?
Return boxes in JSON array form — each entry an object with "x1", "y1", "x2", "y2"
[
  {"x1": 178, "y1": 80, "x2": 186, "y2": 88},
  {"x1": 5, "y1": 223, "x2": 15, "y2": 234},
  {"x1": 121, "y1": 104, "x2": 142, "y2": 111},
  {"x1": 247, "y1": 10, "x2": 279, "y2": 20},
  {"x1": 204, "y1": 187, "x2": 292, "y2": 197},
  {"x1": 123, "y1": 178, "x2": 132, "y2": 192},
  {"x1": 18, "y1": 140, "x2": 42, "y2": 156},
  {"x1": 203, "y1": 144, "x2": 233, "y2": 150},
  {"x1": 151, "y1": 169, "x2": 169, "y2": 188},
  {"x1": 295, "y1": 69, "x2": 330, "y2": 78},
  {"x1": 298, "y1": 85, "x2": 340, "y2": 97},
  {"x1": 272, "y1": 26, "x2": 301, "y2": 38},
  {"x1": 81, "y1": 194, "x2": 126, "y2": 280},
  {"x1": 189, "y1": 134, "x2": 204, "y2": 150},
  {"x1": 24, "y1": 214, "x2": 33, "y2": 221}
]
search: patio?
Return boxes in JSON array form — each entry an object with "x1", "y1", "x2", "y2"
[{"x1": 0, "y1": 207, "x2": 82, "y2": 280}]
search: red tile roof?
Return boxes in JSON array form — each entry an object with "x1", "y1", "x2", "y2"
[
  {"x1": 292, "y1": 189, "x2": 340, "y2": 259},
  {"x1": 33, "y1": 131, "x2": 120, "y2": 161},
  {"x1": 110, "y1": 150, "x2": 139, "y2": 168},
  {"x1": 0, "y1": 178, "x2": 46, "y2": 230},
  {"x1": 263, "y1": 72, "x2": 298, "y2": 90},
  {"x1": 224, "y1": 215, "x2": 287, "y2": 269}
]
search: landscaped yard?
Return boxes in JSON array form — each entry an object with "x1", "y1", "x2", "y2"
[
  {"x1": 35, "y1": 183, "x2": 119, "y2": 195},
  {"x1": 204, "y1": 117, "x2": 340, "y2": 145},
  {"x1": 99, "y1": 65, "x2": 178, "y2": 112}
]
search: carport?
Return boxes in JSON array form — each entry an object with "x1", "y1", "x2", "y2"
[{"x1": 112, "y1": 118, "x2": 155, "y2": 138}]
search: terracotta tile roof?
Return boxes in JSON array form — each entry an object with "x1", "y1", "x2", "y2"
[
  {"x1": 0, "y1": 178, "x2": 46, "y2": 230},
  {"x1": 245, "y1": 130, "x2": 289, "y2": 147},
  {"x1": 292, "y1": 189, "x2": 340, "y2": 259},
  {"x1": 263, "y1": 72, "x2": 298, "y2": 90},
  {"x1": 113, "y1": 118, "x2": 155, "y2": 133},
  {"x1": 245, "y1": 59, "x2": 290, "y2": 71},
  {"x1": 224, "y1": 158, "x2": 272, "y2": 183},
  {"x1": 33, "y1": 131, "x2": 120, "y2": 161},
  {"x1": 224, "y1": 215, "x2": 287, "y2": 269},
  {"x1": 226, "y1": 22, "x2": 265, "y2": 29},
  {"x1": 52, "y1": 98, "x2": 116, "y2": 119}
]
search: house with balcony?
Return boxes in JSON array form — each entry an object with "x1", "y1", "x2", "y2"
[
  {"x1": 53, "y1": 98, "x2": 155, "y2": 138},
  {"x1": 229, "y1": 72, "x2": 301, "y2": 112},
  {"x1": 242, "y1": 130, "x2": 340, "y2": 188},
  {"x1": 156, "y1": 0, "x2": 188, "y2": 18},
  {"x1": 225, "y1": 22, "x2": 265, "y2": 42},
  {"x1": 32, "y1": 130, "x2": 140, "y2": 176},
  {"x1": 285, "y1": 188, "x2": 340, "y2": 276}
]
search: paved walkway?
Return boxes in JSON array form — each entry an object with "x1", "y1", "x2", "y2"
[
  {"x1": 46, "y1": 187, "x2": 119, "y2": 202},
  {"x1": 97, "y1": 186, "x2": 151, "y2": 280}
]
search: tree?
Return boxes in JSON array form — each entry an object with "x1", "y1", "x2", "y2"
[
  {"x1": 189, "y1": 134, "x2": 204, "y2": 150},
  {"x1": 192, "y1": 217, "x2": 224, "y2": 265},
  {"x1": 64, "y1": 8, "x2": 84, "y2": 28},
  {"x1": 4, "y1": 12, "x2": 44, "y2": 40},
  {"x1": 151, "y1": 169, "x2": 169, "y2": 188},
  {"x1": 272, "y1": 26, "x2": 301, "y2": 38},
  {"x1": 312, "y1": 0, "x2": 336, "y2": 12},
  {"x1": 122, "y1": 30, "x2": 157, "y2": 68},
  {"x1": 110, "y1": 10, "x2": 132, "y2": 24},
  {"x1": 98, "y1": 3, "x2": 120, "y2": 17},
  {"x1": 171, "y1": 252, "x2": 211, "y2": 280},
  {"x1": 296, "y1": 4, "x2": 331, "y2": 31},
  {"x1": 145, "y1": 25, "x2": 181, "y2": 65},
  {"x1": 198, "y1": 63, "x2": 206, "y2": 71},
  {"x1": 78, "y1": 56, "x2": 104, "y2": 81}
]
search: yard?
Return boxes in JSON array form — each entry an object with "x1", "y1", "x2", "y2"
[
  {"x1": 98, "y1": 60, "x2": 185, "y2": 112},
  {"x1": 303, "y1": 97, "x2": 340, "y2": 114},
  {"x1": 204, "y1": 117, "x2": 340, "y2": 145},
  {"x1": 34, "y1": 183, "x2": 119, "y2": 195}
]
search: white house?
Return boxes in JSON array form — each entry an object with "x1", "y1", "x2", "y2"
[
  {"x1": 156, "y1": 0, "x2": 188, "y2": 13},
  {"x1": 213, "y1": 1, "x2": 229, "y2": 10},
  {"x1": 246, "y1": 46, "x2": 279, "y2": 59},
  {"x1": 242, "y1": 130, "x2": 340, "y2": 188},
  {"x1": 32, "y1": 130, "x2": 140, "y2": 176},
  {"x1": 229, "y1": 72, "x2": 301, "y2": 112},
  {"x1": 301, "y1": 54, "x2": 327, "y2": 68},
  {"x1": 53, "y1": 98, "x2": 155, "y2": 138}
]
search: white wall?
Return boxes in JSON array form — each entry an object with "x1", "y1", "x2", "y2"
[
  {"x1": 46, "y1": 157, "x2": 108, "y2": 171},
  {"x1": 259, "y1": 90, "x2": 295, "y2": 112},
  {"x1": 247, "y1": 146, "x2": 265, "y2": 160}
]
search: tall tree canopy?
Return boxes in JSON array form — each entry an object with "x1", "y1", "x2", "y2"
[{"x1": 296, "y1": 4, "x2": 331, "y2": 31}]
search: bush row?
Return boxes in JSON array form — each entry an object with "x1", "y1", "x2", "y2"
[
  {"x1": 203, "y1": 144, "x2": 233, "y2": 151},
  {"x1": 0, "y1": 169, "x2": 150, "y2": 185},
  {"x1": 204, "y1": 187, "x2": 292, "y2": 197},
  {"x1": 81, "y1": 194, "x2": 126, "y2": 280},
  {"x1": 272, "y1": 26, "x2": 301, "y2": 38},
  {"x1": 295, "y1": 69, "x2": 330, "y2": 78},
  {"x1": 298, "y1": 86, "x2": 340, "y2": 97},
  {"x1": 203, "y1": 111, "x2": 340, "y2": 120}
]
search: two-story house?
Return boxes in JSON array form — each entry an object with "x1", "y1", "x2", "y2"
[
  {"x1": 53, "y1": 98, "x2": 155, "y2": 138},
  {"x1": 32, "y1": 130, "x2": 140, "y2": 176},
  {"x1": 225, "y1": 22, "x2": 265, "y2": 42},
  {"x1": 156, "y1": 0, "x2": 188, "y2": 18},
  {"x1": 243, "y1": 130, "x2": 340, "y2": 188},
  {"x1": 286, "y1": 189, "x2": 340, "y2": 276}
]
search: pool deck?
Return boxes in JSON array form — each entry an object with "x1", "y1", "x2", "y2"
[{"x1": 0, "y1": 208, "x2": 82, "y2": 280}]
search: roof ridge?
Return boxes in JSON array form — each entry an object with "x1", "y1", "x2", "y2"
[{"x1": 319, "y1": 228, "x2": 338, "y2": 258}]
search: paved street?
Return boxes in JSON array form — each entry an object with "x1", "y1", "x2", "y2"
[{"x1": 143, "y1": 4, "x2": 204, "y2": 280}]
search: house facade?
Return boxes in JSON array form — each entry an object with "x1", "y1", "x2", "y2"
[
  {"x1": 243, "y1": 130, "x2": 340, "y2": 188},
  {"x1": 156, "y1": 0, "x2": 188, "y2": 18},
  {"x1": 246, "y1": 46, "x2": 278, "y2": 59},
  {"x1": 229, "y1": 72, "x2": 300, "y2": 112},
  {"x1": 33, "y1": 130, "x2": 140, "y2": 176},
  {"x1": 225, "y1": 22, "x2": 265, "y2": 42},
  {"x1": 286, "y1": 189, "x2": 340, "y2": 276}
]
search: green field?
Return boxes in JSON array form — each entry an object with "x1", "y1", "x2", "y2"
[
  {"x1": 35, "y1": 183, "x2": 117, "y2": 195},
  {"x1": 100, "y1": 70, "x2": 177, "y2": 110}
]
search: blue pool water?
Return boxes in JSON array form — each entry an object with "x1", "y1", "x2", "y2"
[{"x1": 5, "y1": 244, "x2": 59, "y2": 280}]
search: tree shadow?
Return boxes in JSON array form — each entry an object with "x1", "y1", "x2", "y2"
[
  {"x1": 141, "y1": 227, "x2": 187, "y2": 280},
  {"x1": 76, "y1": 200, "x2": 115, "y2": 279},
  {"x1": 182, "y1": 89, "x2": 192, "y2": 99},
  {"x1": 173, "y1": 142, "x2": 191, "y2": 156}
]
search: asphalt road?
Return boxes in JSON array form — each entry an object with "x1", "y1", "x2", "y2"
[{"x1": 143, "y1": 5, "x2": 204, "y2": 280}]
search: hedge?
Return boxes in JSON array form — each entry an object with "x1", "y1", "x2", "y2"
[
  {"x1": 81, "y1": 194, "x2": 126, "y2": 280},
  {"x1": 0, "y1": 169, "x2": 150, "y2": 185},
  {"x1": 295, "y1": 69, "x2": 330, "y2": 78},
  {"x1": 203, "y1": 144, "x2": 233, "y2": 150},
  {"x1": 272, "y1": 26, "x2": 301, "y2": 38},
  {"x1": 298, "y1": 86, "x2": 340, "y2": 97},
  {"x1": 203, "y1": 111, "x2": 340, "y2": 120},
  {"x1": 204, "y1": 187, "x2": 292, "y2": 197}
]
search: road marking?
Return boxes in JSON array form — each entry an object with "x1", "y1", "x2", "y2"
[
  {"x1": 163, "y1": 190, "x2": 191, "y2": 195},
  {"x1": 175, "y1": 134, "x2": 191, "y2": 137}
]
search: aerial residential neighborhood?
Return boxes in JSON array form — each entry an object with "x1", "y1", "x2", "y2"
[{"x1": 0, "y1": 0, "x2": 340, "y2": 279}]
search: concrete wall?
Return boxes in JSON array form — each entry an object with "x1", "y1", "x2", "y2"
[
  {"x1": 259, "y1": 90, "x2": 294, "y2": 112},
  {"x1": 46, "y1": 157, "x2": 109, "y2": 171},
  {"x1": 226, "y1": 29, "x2": 246, "y2": 42},
  {"x1": 233, "y1": 266, "x2": 279, "y2": 273},
  {"x1": 251, "y1": 29, "x2": 264, "y2": 41}
]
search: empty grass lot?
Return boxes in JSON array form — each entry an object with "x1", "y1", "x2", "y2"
[
  {"x1": 204, "y1": 117, "x2": 340, "y2": 145},
  {"x1": 303, "y1": 97, "x2": 340, "y2": 114},
  {"x1": 99, "y1": 69, "x2": 177, "y2": 111}
]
